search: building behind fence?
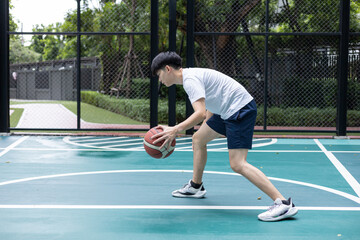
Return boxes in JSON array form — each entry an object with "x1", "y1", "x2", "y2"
[{"x1": 10, "y1": 57, "x2": 101, "y2": 101}]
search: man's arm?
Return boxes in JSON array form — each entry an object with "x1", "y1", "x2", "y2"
[
  {"x1": 176, "y1": 98, "x2": 206, "y2": 132},
  {"x1": 153, "y1": 98, "x2": 206, "y2": 149}
]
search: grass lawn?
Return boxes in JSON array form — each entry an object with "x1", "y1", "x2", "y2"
[
  {"x1": 61, "y1": 102, "x2": 146, "y2": 125},
  {"x1": 8, "y1": 100, "x2": 359, "y2": 137},
  {"x1": 10, "y1": 108, "x2": 24, "y2": 128},
  {"x1": 9, "y1": 100, "x2": 147, "y2": 125}
]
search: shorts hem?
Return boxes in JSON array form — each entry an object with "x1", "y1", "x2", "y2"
[{"x1": 227, "y1": 146, "x2": 252, "y2": 150}]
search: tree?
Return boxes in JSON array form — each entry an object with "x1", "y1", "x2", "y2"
[
  {"x1": 176, "y1": 0, "x2": 262, "y2": 76},
  {"x1": 58, "y1": 0, "x2": 150, "y2": 94},
  {"x1": 9, "y1": 0, "x2": 17, "y2": 34},
  {"x1": 10, "y1": 38, "x2": 41, "y2": 63},
  {"x1": 176, "y1": 0, "x2": 360, "y2": 75},
  {"x1": 21, "y1": 0, "x2": 360, "y2": 94},
  {"x1": 29, "y1": 24, "x2": 64, "y2": 61},
  {"x1": 79, "y1": 0, "x2": 149, "y2": 94},
  {"x1": 9, "y1": 0, "x2": 41, "y2": 64}
]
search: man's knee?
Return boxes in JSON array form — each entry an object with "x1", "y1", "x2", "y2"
[
  {"x1": 192, "y1": 132, "x2": 207, "y2": 149},
  {"x1": 229, "y1": 149, "x2": 248, "y2": 174},
  {"x1": 230, "y1": 161, "x2": 247, "y2": 174}
]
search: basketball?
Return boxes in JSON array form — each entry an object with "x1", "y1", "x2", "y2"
[{"x1": 143, "y1": 127, "x2": 176, "y2": 159}]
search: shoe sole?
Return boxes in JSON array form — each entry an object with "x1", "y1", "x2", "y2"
[
  {"x1": 258, "y1": 207, "x2": 298, "y2": 222},
  {"x1": 172, "y1": 190, "x2": 207, "y2": 198}
]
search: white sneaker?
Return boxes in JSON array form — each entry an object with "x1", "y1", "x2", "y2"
[
  {"x1": 172, "y1": 180, "x2": 206, "y2": 198},
  {"x1": 258, "y1": 198, "x2": 298, "y2": 222}
]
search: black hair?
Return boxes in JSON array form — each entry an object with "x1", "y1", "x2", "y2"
[{"x1": 151, "y1": 51, "x2": 182, "y2": 76}]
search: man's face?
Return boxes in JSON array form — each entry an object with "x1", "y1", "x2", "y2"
[{"x1": 156, "y1": 66, "x2": 174, "y2": 87}]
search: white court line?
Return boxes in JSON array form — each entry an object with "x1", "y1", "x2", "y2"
[
  {"x1": 5, "y1": 148, "x2": 145, "y2": 152},
  {"x1": 0, "y1": 169, "x2": 359, "y2": 204},
  {"x1": 0, "y1": 148, "x2": 323, "y2": 153},
  {"x1": 218, "y1": 138, "x2": 278, "y2": 150},
  {"x1": 169, "y1": 138, "x2": 227, "y2": 148},
  {"x1": 331, "y1": 151, "x2": 360, "y2": 153},
  {"x1": 174, "y1": 137, "x2": 193, "y2": 141},
  {"x1": 69, "y1": 137, "x2": 127, "y2": 143},
  {"x1": 172, "y1": 142, "x2": 192, "y2": 146},
  {"x1": 87, "y1": 138, "x2": 143, "y2": 146},
  {"x1": 0, "y1": 136, "x2": 29, "y2": 158},
  {"x1": 248, "y1": 150, "x2": 322, "y2": 153},
  {"x1": 253, "y1": 138, "x2": 270, "y2": 142},
  {"x1": 253, "y1": 138, "x2": 277, "y2": 148},
  {"x1": 174, "y1": 146, "x2": 193, "y2": 150},
  {"x1": 63, "y1": 137, "x2": 277, "y2": 151},
  {"x1": 67, "y1": 136, "x2": 93, "y2": 140},
  {"x1": 176, "y1": 142, "x2": 227, "y2": 150},
  {"x1": 314, "y1": 139, "x2": 360, "y2": 198},
  {"x1": 0, "y1": 205, "x2": 359, "y2": 211},
  {"x1": 130, "y1": 138, "x2": 194, "y2": 149},
  {"x1": 104, "y1": 143, "x2": 145, "y2": 148},
  {"x1": 65, "y1": 137, "x2": 144, "y2": 149}
]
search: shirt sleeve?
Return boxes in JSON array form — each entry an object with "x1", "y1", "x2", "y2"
[{"x1": 183, "y1": 77, "x2": 206, "y2": 104}]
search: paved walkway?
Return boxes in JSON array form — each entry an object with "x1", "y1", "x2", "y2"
[
  {"x1": 10, "y1": 104, "x2": 149, "y2": 129},
  {"x1": 9, "y1": 103, "x2": 360, "y2": 138}
]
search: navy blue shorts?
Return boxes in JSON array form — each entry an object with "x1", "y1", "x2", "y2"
[{"x1": 206, "y1": 99, "x2": 257, "y2": 149}]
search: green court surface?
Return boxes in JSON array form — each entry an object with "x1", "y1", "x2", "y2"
[{"x1": 0, "y1": 136, "x2": 359, "y2": 239}]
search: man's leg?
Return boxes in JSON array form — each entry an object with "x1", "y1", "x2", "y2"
[
  {"x1": 228, "y1": 148, "x2": 285, "y2": 201},
  {"x1": 191, "y1": 123, "x2": 220, "y2": 184},
  {"x1": 171, "y1": 122, "x2": 219, "y2": 198}
]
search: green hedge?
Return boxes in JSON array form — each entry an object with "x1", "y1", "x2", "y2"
[
  {"x1": 82, "y1": 91, "x2": 360, "y2": 127},
  {"x1": 282, "y1": 77, "x2": 360, "y2": 110},
  {"x1": 81, "y1": 91, "x2": 186, "y2": 124},
  {"x1": 256, "y1": 106, "x2": 360, "y2": 127},
  {"x1": 256, "y1": 106, "x2": 337, "y2": 126},
  {"x1": 121, "y1": 78, "x2": 188, "y2": 101},
  {"x1": 130, "y1": 78, "x2": 360, "y2": 110}
]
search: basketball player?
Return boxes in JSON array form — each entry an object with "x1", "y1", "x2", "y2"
[{"x1": 151, "y1": 51, "x2": 298, "y2": 221}]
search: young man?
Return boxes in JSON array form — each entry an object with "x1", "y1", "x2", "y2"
[{"x1": 151, "y1": 51, "x2": 298, "y2": 222}]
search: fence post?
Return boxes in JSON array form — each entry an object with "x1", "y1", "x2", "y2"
[
  {"x1": 263, "y1": 0, "x2": 270, "y2": 131},
  {"x1": 168, "y1": 0, "x2": 177, "y2": 126},
  {"x1": 150, "y1": 0, "x2": 159, "y2": 128},
  {"x1": 185, "y1": 0, "x2": 195, "y2": 135},
  {"x1": 76, "y1": 0, "x2": 81, "y2": 129},
  {"x1": 337, "y1": 0, "x2": 350, "y2": 136},
  {"x1": 0, "y1": 0, "x2": 9, "y2": 133}
]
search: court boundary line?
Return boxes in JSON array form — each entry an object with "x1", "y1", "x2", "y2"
[
  {"x1": 314, "y1": 139, "x2": 360, "y2": 197},
  {"x1": 0, "y1": 136, "x2": 28, "y2": 159},
  {"x1": 0, "y1": 169, "x2": 359, "y2": 204},
  {"x1": 68, "y1": 137, "x2": 128, "y2": 143},
  {"x1": 0, "y1": 148, "x2": 326, "y2": 153},
  {"x1": 0, "y1": 205, "x2": 359, "y2": 211},
  {"x1": 0, "y1": 147, "x2": 358, "y2": 153},
  {"x1": 63, "y1": 136, "x2": 277, "y2": 150}
]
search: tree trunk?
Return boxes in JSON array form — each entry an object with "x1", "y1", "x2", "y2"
[
  {"x1": 100, "y1": 36, "x2": 121, "y2": 94},
  {"x1": 181, "y1": 0, "x2": 261, "y2": 75}
]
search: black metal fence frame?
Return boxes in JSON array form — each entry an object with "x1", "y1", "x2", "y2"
[
  {"x1": 0, "y1": 0, "x2": 357, "y2": 136},
  {"x1": 1, "y1": 0, "x2": 156, "y2": 133},
  {"x1": 184, "y1": 0, "x2": 355, "y2": 136}
]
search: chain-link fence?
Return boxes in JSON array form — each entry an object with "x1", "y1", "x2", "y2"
[
  {"x1": 348, "y1": 35, "x2": 360, "y2": 131},
  {"x1": 3, "y1": 0, "x2": 360, "y2": 134},
  {"x1": 8, "y1": 0, "x2": 152, "y2": 130},
  {"x1": 192, "y1": 0, "x2": 360, "y2": 132}
]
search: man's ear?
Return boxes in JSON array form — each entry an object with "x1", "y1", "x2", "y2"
[{"x1": 165, "y1": 65, "x2": 171, "y2": 73}]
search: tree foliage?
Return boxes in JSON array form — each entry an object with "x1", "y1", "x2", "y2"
[
  {"x1": 9, "y1": 0, "x2": 360, "y2": 89},
  {"x1": 9, "y1": 0, "x2": 42, "y2": 63},
  {"x1": 10, "y1": 38, "x2": 41, "y2": 63}
]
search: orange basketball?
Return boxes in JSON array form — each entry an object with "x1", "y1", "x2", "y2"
[{"x1": 143, "y1": 127, "x2": 176, "y2": 159}]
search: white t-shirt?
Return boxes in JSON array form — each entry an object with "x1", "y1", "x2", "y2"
[{"x1": 182, "y1": 68, "x2": 253, "y2": 120}]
